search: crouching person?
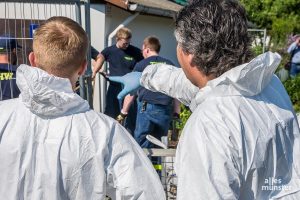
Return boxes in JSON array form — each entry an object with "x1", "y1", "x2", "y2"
[{"x1": 0, "y1": 16, "x2": 165, "y2": 200}]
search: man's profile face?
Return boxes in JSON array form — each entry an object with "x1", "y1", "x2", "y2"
[
  {"x1": 117, "y1": 38, "x2": 130, "y2": 50},
  {"x1": 176, "y1": 44, "x2": 200, "y2": 87},
  {"x1": 177, "y1": 44, "x2": 189, "y2": 74}
]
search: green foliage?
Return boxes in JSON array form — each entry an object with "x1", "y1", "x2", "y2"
[
  {"x1": 284, "y1": 75, "x2": 300, "y2": 112},
  {"x1": 240, "y1": 0, "x2": 300, "y2": 49},
  {"x1": 251, "y1": 45, "x2": 264, "y2": 56},
  {"x1": 271, "y1": 14, "x2": 300, "y2": 46},
  {"x1": 176, "y1": 104, "x2": 192, "y2": 130},
  {"x1": 275, "y1": 51, "x2": 291, "y2": 73},
  {"x1": 173, "y1": 0, "x2": 188, "y2": 6}
]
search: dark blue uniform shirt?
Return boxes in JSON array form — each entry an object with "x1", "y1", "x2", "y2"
[
  {"x1": 134, "y1": 55, "x2": 174, "y2": 105},
  {"x1": 101, "y1": 45, "x2": 143, "y2": 76}
]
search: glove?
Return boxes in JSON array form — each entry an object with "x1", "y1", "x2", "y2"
[
  {"x1": 116, "y1": 112, "x2": 128, "y2": 124},
  {"x1": 108, "y1": 72, "x2": 142, "y2": 100}
]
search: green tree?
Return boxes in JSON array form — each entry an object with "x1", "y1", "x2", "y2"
[{"x1": 240, "y1": 0, "x2": 300, "y2": 49}]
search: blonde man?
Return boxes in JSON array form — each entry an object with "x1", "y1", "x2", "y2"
[
  {"x1": 92, "y1": 27, "x2": 143, "y2": 135},
  {"x1": 0, "y1": 17, "x2": 165, "y2": 200}
]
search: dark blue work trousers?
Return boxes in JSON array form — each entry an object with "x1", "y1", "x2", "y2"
[
  {"x1": 290, "y1": 63, "x2": 300, "y2": 77},
  {"x1": 134, "y1": 100, "x2": 172, "y2": 148}
]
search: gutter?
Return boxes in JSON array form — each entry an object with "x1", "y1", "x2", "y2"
[
  {"x1": 107, "y1": 12, "x2": 140, "y2": 47},
  {"x1": 128, "y1": 3, "x2": 176, "y2": 18}
]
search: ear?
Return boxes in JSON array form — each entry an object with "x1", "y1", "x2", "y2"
[
  {"x1": 78, "y1": 59, "x2": 87, "y2": 76},
  {"x1": 28, "y1": 52, "x2": 37, "y2": 67},
  {"x1": 177, "y1": 45, "x2": 195, "y2": 68},
  {"x1": 187, "y1": 53, "x2": 195, "y2": 67}
]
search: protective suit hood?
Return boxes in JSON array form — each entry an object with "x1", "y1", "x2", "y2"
[
  {"x1": 1, "y1": 64, "x2": 165, "y2": 199},
  {"x1": 192, "y1": 52, "x2": 281, "y2": 107},
  {"x1": 16, "y1": 64, "x2": 89, "y2": 117}
]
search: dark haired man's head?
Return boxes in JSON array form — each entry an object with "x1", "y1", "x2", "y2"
[
  {"x1": 175, "y1": 0, "x2": 252, "y2": 78},
  {"x1": 143, "y1": 36, "x2": 161, "y2": 53},
  {"x1": 142, "y1": 36, "x2": 161, "y2": 58}
]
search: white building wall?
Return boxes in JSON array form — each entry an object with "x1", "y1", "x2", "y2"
[
  {"x1": 90, "y1": 4, "x2": 106, "y2": 54},
  {"x1": 89, "y1": 4, "x2": 106, "y2": 112},
  {"x1": 131, "y1": 15, "x2": 179, "y2": 66},
  {"x1": 105, "y1": 4, "x2": 178, "y2": 66}
]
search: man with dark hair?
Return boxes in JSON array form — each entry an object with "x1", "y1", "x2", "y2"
[
  {"x1": 0, "y1": 35, "x2": 21, "y2": 100},
  {"x1": 109, "y1": 0, "x2": 300, "y2": 199}
]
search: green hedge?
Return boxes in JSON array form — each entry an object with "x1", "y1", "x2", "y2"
[
  {"x1": 283, "y1": 75, "x2": 300, "y2": 113},
  {"x1": 176, "y1": 104, "x2": 191, "y2": 131}
]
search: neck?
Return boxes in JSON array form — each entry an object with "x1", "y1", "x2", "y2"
[
  {"x1": 146, "y1": 51, "x2": 158, "y2": 58},
  {"x1": 69, "y1": 74, "x2": 79, "y2": 91},
  {"x1": 196, "y1": 73, "x2": 214, "y2": 88},
  {"x1": 188, "y1": 67, "x2": 215, "y2": 88}
]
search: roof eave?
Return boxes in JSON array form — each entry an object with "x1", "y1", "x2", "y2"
[
  {"x1": 128, "y1": 3, "x2": 176, "y2": 18},
  {"x1": 102, "y1": 0, "x2": 178, "y2": 18}
]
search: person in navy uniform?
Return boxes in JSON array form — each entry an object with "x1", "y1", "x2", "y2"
[
  {"x1": 0, "y1": 35, "x2": 21, "y2": 100},
  {"x1": 92, "y1": 27, "x2": 143, "y2": 134}
]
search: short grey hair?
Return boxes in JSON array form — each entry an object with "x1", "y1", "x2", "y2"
[{"x1": 175, "y1": 0, "x2": 253, "y2": 77}]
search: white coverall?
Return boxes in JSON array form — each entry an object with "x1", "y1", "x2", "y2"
[
  {"x1": 140, "y1": 52, "x2": 300, "y2": 199},
  {"x1": 0, "y1": 64, "x2": 165, "y2": 200}
]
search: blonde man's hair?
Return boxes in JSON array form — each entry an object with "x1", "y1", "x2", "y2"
[
  {"x1": 143, "y1": 36, "x2": 161, "y2": 53},
  {"x1": 33, "y1": 16, "x2": 88, "y2": 78},
  {"x1": 116, "y1": 27, "x2": 132, "y2": 40}
]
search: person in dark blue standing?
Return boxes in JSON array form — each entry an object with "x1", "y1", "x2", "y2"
[
  {"x1": 287, "y1": 36, "x2": 300, "y2": 77},
  {"x1": 92, "y1": 27, "x2": 143, "y2": 134},
  {"x1": 0, "y1": 35, "x2": 21, "y2": 100},
  {"x1": 119, "y1": 36, "x2": 180, "y2": 148}
]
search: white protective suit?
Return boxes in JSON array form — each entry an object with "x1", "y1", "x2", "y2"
[
  {"x1": 0, "y1": 64, "x2": 165, "y2": 200},
  {"x1": 140, "y1": 52, "x2": 300, "y2": 199}
]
